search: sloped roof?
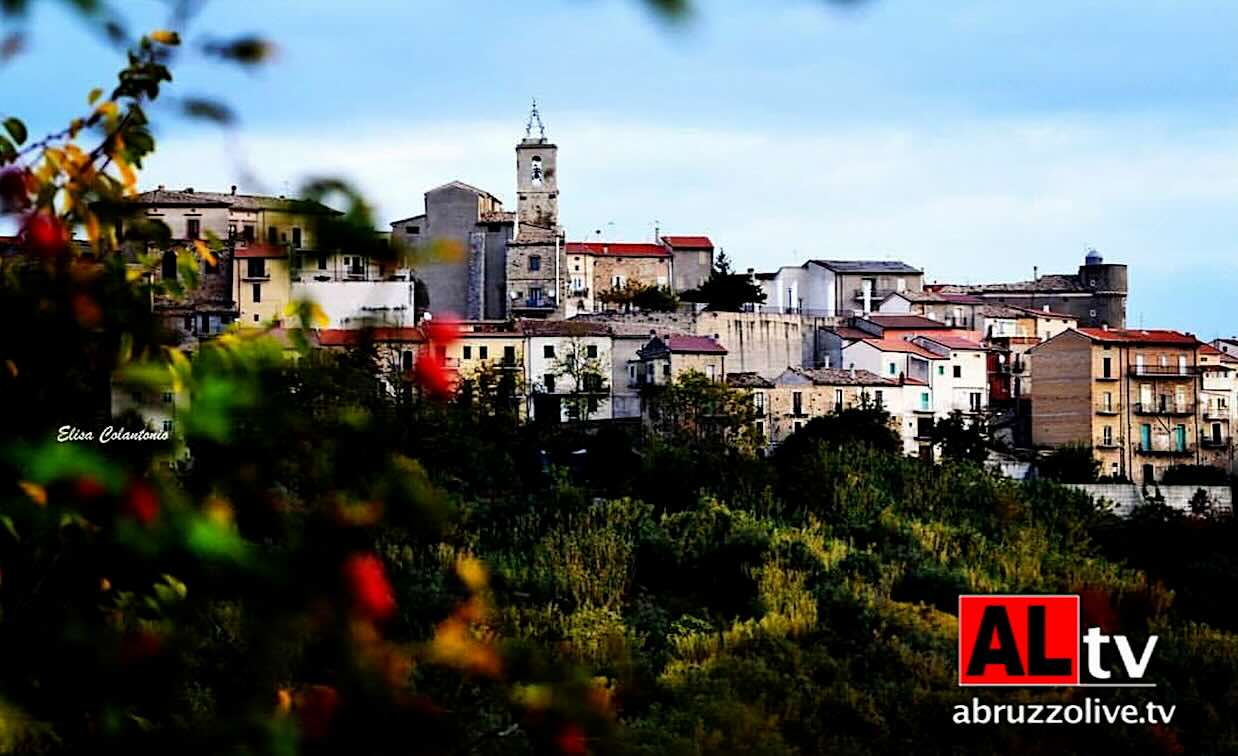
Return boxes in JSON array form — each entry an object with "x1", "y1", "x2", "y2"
[
  {"x1": 660, "y1": 235, "x2": 714, "y2": 249},
  {"x1": 1076, "y1": 327, "x2": 1199, "y2": 346},
  {"x1": 566, "y1": 241, "x2": 671, "y2": 258},
  {"x1": 726, "y1": 372, "x2": 774, "y2": 388},
  {"x1": 519, "y1": 319, "x2": 612, "y2": 337},
  {"x1": 894, "y1": 290, "x2": 983, "y2": 305},
  {"x1": 810, "y1": 260, "x2": 922, "y2": 274},
  {"x1": 848, "y1": 338, "x2": 947, "y2": 359},
  {"x1": 129, "y1": 188, "x2": 340, "y2": 215},
  {"x1": 425, "y1": 180, "x2": 500, "y2": 202},
  {"x1": 786, "y1": 367, "x2": 899, "y2": 386},
  {"x1": 664, "y1": 335, "x2": 727, "y2": 354},
  {"x1": 942, "y1": 274, "x2": 1087, "y2": 294},
  {"x1": 862, "y1": 314, "x2": 951, "y2": 330},
  {"x1": 918, "y1": 334, "x2": 987, "y2": 351}
]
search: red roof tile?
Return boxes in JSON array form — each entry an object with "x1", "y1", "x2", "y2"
[
  {"x1": 919, "y1": 334, "x2": 986, "y2": 351},
  {"x1": 234, "y1": 245, "x2": 288, "y2": 259},
  {"x1": 1201, "y1": 344, "x2": 1224, "y2": 356},
  {"x1": 863, "y1": 314, "x2": 951, "y2": 330},
  {"x1": 566, "y1": 241, "x2": 671, "y2": 258},
  {"x1": 851, "y1": 338, "x2": 947, "y2": 359},
  {"x1": 664, "y1": 335, "x2": 727, "y2": 354},
  {"x1": 660, "y1": 235, "x2": 714, "y2": 249},
  {"x1": 317, "y1": 327, "x2": 424, "y2": 346},
  {"x1": 1077, "y1": 328, "x2": 1199, "y2": 346}
]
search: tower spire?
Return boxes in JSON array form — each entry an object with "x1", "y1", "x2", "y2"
[{"x1": 525, "y1": 97, "x2": 546, "y2": 140}]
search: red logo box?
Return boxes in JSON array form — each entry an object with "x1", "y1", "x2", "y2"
[{"x1": 959, "y1": 594, "x2": 1080, "y2": 686}]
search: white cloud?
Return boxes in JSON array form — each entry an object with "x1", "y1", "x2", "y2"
[{"x1": 143, "y1": 112, "x2": 1238, "y2": 331}]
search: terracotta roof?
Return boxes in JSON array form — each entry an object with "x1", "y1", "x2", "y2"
[
  {"x1": 129, "y1": 188, "x2": 341, "y2": 215},
  {"x1": 234, "y1": 245, "x2": 288, "y2": 259},
  {"x1": 862, "y1": 314, "x2": 951, "y2": 330},
  {"x1": 519, "y1": 319, "x2": 612, "y2": 337},
  {"x1": 1076, "y1": 328, "x2": 1199, "y2": 346},
  {"x1": 894, "y1": 290, "x2": 983, "y2": 305},
  {"x1": 1007, "y1": 304, "x2": 1077, "y2": 320},
  {"x1": 664, "y1": 335, "x2": 727, "y2": 354},
  {"x1": 919, "y1": 334, "x2": 987, "y2": 351},
  {"x1": 660, "y1": 235, "x2": 714, "y2": 249},
  {"x1": 317, "y1": 327, "x2": 425, "y2": 346},
  {"x1": 786, "y1": 367, "x2": 899, "y2": 387},
  {"x1": 1200, "y1": 344, "x2": 1224, "y2": 356},
  {"x1": 849, "y1": 338, "x2": 947, "y2": 359},
  {"x1": 726, "y1": 372, "x2": 774, "y2": 388},
  {"x1": 829, "y1": 326, "x2": 872, "y2": 340},
  {"x1": 566, "y1": 241, "x2": 671, "y2": 258}
]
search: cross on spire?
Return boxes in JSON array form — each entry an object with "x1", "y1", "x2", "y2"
[{"x1": 525, "y1": 97, "x2": 546, "y2": 139}]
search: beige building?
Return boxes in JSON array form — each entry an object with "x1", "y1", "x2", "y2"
[
  {"x1": 1198, "y1": 344, "x2": 1236, "y2": 472},
  {"x1": 632, "y1": 335, "x2": 728, "y2": 387},
  {"x1": 565, "y1": 241, "x2": 674, "y2": 317},
  {"x1": 764, "y1": 367, "x2": 904, "y2": 446},
  {"x1": 1029, "y1": 327, "x2": 1212, "y2": 483}
]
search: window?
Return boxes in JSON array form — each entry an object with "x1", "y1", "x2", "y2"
[
  {"x1": 1103, "y1": 426, "x2": 1113, "y2": 446},
  {"x1": 584, "y1": 373, "x2": 602, "y2": 392},
  {"x1": 253, "y1": 313, "x2": 260, "y2": 322},
  {"x1": 888, "y1": 362, "x2": 897, "y2": 376},
  {"x1": 530, "y1": 286, "x2": 544, "y2": 304},
  {"x1": 1103, "y1": 391, "x2": 1113, "y2": 411},
  {"x1": 252, "y1": 283, "x2": 262, "y2": 303},
  {"x1": 793, "y1": 421, "x2": 802, "y2": 433},
  {"x1": 406, "y1": 225, "x2": 420, "y2": 235},
  {"x1": 1135, "y1": 355, "x2": 1144, "y2": 375},
  {"x1": 228, "y1": 222, "x2": 237, "y2": 240},
  {"x1": 662, "y1": 363, "x2": 671, "y2": 377},
  {"x1": 161, "y1": 250, "x2": 177, "y2": 281},
  {"x1": 247, "y1": 258, "x2": 266, "y2": 278},
  {"x1": 183, "y1": 315, "x2": 193, "y2": 331},
  {"x1": 953, "y1": 365, "x2": 962, "y2": 378},
  {"x1": 462, "y1": 346, "x2": 472, "y2": 359},
  {"x1": 1140, "y1": 424, "x2": 1152, "y2": 451},
  {"x1": 1102, "y1": 357, "x2": 1112, "y2": 378},
  {"x1": 969, "y1": 392, "x2": 982, "y2": 412},
  {"x1": 1174, "y1": 424, "x2": 1187, "y2": 452},
  {"x1": 186, "y1": 218, "x2": 200, "y2": 240},
  {"x1": 529, "y1": 255, "x2": 541, "y2": 272},
  {"x1": 920, "y1": 392, "x2": 930, "y2": 411},
  {"x1": 530, "y1": 155, "x2": 544, "y2": 186},
  {"x1": 756, "y1": 421, "x2": 764, "y2": 439},
  {"x1": 544, "y1": 345, "x2": 555, "y2": 358},
  {"x1": 504, "y1": 346, "x2": 516, "y2": 363},
  {"x1": 242, "y1": 224, "x2": 255, "y2": 242},
  {"x1": 1212, "y1": 422, "x2": 1223, "y2": 444},
  {"x1": 267, "y1": 225, "x2": 278, "y2": 244},
  {"x1": 1178, "y1": 355, "x2": 1187, "y2": 375},
  {"x1": 162, "y1": 419, "x2": 174, "y2": 433},
  {"x1": 586, "y1": 345, "x2": 597, "y2": 359},
  {"x1": 754, "y1": 392, "x2": 765, "y2": 412},
  {"x1": 162, "y1": 391, "x2": 174, "y2": 405},
  {"x1": 834, "y1": 388, "x2": 844, "y2": 406},
  {"x1": 937, "y1": 365, "x2": 945, "y2": 376},
  {"x1": 705, "y1": 364, "x2": 716, "y2": 381},
  {"x1": 479, "y1": 346, "x2": 488, "y2": 359},
  {"x1": 292, "y1": 227, "x2": 302, "y2": 248},
  {"x1": 874, "y1": 389, "x2": 884, "y2": 407},
  {"x1": 402, "y1": 350, "x2": 413, "y2": 371},
  {"x1": 792, "y1": 391, "x2": 803, "y2": 416},
  {"x1": 544, "y1": 374, "x2": 555, "y2": 393}
]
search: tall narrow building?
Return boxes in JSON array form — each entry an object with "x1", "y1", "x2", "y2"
[{"x1": 506, "y1": 100, "x2": 567, "y2": 319}]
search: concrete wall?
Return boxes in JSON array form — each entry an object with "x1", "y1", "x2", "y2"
[
  {"x1": 290, "y1": 281, "x2": 416, "y2": 328},
  {"x1": 1067, "y1": 483, "x2": 1232, "y2": 517}
]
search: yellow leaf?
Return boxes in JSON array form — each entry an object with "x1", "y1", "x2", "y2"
[
  {"x1": 456, "y1": 556, "x2": 488, "y2": 592},
  {"x1": 149, "y1": 29, "x2": 180, "y2": 45},
  {"x1": 193, "y1": 239, "x2": 216, "y2": 266},
  {"x1": 85, "y1": 212, "x2": 101, "y2": 244},
  {"x1": 117, "y1": 159, "x2": 137, "y2": 195},
  {"x1": 18, "y1": 481, "x2": 47, "y2": 507},
  {"x1": 97, "y1": 101, "x2": 118, "y2": 119},
  {"x1": 88, "y1": 88, "x2": 103, "y2": 105}
]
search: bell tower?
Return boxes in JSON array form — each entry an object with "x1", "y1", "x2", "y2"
[
  {"x1": 506, "y1": 99, "x2": 566, "y2": 319},
  {"x1": 515, "y1": 99, "x2": 558, "y2": 230}
]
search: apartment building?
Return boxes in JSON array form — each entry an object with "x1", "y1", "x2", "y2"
[
  {"x1": 1029, "y1": 327, "x2": 1209, "y2": 483},
  {"x1": 1198, "y1": 344, "x2": 1237, "y2": 472},
  {"x1": 520, "y1": 320, "x2": 614, "y2": 422},
  {"x1": 631, "y1": 335, "x2": 727, "y2": 387},
  {"x1": 909, "y1": 334, "x2": 989, "y2": 416},
  {"x1": 758, "y1": 259, "x2": 924, "y2": 317}
]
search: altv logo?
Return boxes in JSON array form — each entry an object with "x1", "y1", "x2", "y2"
[{"x1": 958, "y1": 595, "x2": 1158, "y2": 687}]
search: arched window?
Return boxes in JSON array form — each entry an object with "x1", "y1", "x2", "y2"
[
  {"x1": 161, "y1": 250, "x2": 177, "y2": 281},
  {"x1": 530, "y1": 155, "x2": 543, "y2": 187}
]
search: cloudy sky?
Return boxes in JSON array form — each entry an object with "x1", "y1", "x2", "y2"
[{"x1": 7, "y1": 0, "x2": 1238, "y2": 335}]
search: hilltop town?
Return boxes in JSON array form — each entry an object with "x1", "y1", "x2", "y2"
[{"x1": 21, "y1": 106, "x2": 1234, "y2": 494}]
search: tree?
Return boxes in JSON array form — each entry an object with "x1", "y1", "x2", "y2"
[
  {"x1": 645, "y1": 370, "x2": 761, "y2": 451},
  {"x1": 772, "y1": 404, "x2": 901, "y2": 463},
  {"x1": 680, "y1": 249, "x2": 767, "y2": 311},
  {"x1": 549, "y1": 337, "x2": 609, "y2": 422},
  {"x1": 930, "y1": 410, "x2": 992, "y2": 464},
  {"x1": 597, "y1": 279, "x2": 679, "y2": 312},
  {"x1": 1037, "y1": 443, "x2": 1101, "y2": 483}
]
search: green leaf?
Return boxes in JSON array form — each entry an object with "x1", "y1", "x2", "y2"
[
  {"x1": 88, "y1": 87, "x2": 103, "y2": 105},
  {"x1": 3, "y1": 116, "x2": 26, "y2": 145}
]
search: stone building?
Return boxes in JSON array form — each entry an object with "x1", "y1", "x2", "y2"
[
  {"x1": 389, "y1": 183, "x2": 514, "y2": 320},
  {"x1": 505, "y1": 104, "x2": 567, "y2": 320},
  {"x1": 632, "y1": 334, "x2": 728, "y2": 387},
  {"x1": 933, "y1": 248, "x2": 1128, "y2": 329}
]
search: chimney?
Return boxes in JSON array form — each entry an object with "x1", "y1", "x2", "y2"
[
  {"x1": 1042, "y1": 304, "x2": 1050, "y2": 312},
  {"x1": 231, "y1": 185, "x2": 237, "y2": 195},
  {"x1": 185, "y1": 187, "x2": 194, "y2": 193},
  {"x1": 1102, "y1": 323, "x2": 1109, "y2": 331}
]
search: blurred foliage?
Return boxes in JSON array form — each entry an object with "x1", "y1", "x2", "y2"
[{"x1": 1037, "y1": 443, "x2": 1101, "y2": 483}]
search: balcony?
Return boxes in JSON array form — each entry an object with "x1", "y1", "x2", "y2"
[
  {"x1": 1095, "y1": 402, "x2": 1121, "y2": 415},
  {"x1": 1133, "y1": 401, "x2": 1194, "y2": 416},
  {"x1": 570, "y1": 288, "x2": 590, "y2": 298},
  {"x1": 241, "y1": 272, "x2": 270, "y2": 281},
  {"x1": 852, "y1": 287, "x2": 896, "y2": 302},
  {"x1": 1129, "y1": 365, "x2": 1197, "y2": 379},
  {"x1": 1203, "y1": 406, "x2": 1232, "y2": 421},
  {"x1": 1200, "y1": 434, "x2": 1231, "y2": 449},
  {"x1": 515, "y1": 299, "x2": 556, "y2": 311},
  {"x1": 1135, "y1": 443, "x2": 1194, "y2": 456}
]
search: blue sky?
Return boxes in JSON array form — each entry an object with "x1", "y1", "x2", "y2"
[{"x1": 6, "y1": 0, "x2": 1238, "y2": 336}]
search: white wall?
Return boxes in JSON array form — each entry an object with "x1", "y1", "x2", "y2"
[
  {"x1": 290, "y1": 281, "x2": 416, "y2": 328},
  {"x1": 526, "y1": 335, "x2": 614, "y2": 421}
]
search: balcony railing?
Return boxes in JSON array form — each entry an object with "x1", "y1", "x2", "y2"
[
  {"x1": 1095, "y1": 402, "x2": 1121, "y2": 415},
  {"x1": 1133, "y1": 401, "x2": 1194, "y2": 416},
  {"x1": 1200, "y1": 435, "x2": 1231, "y2": 449},
  {"x1": 570, "y1": 288, "x2": 589, "y2": 297},
  {"x1": 1129, "y1": 365, "x2": 1197, "y2": 378},
  {"x1": 852, "y1": 287, "x2": 896, "y2": 301},
  {"x1": 1135, "y1": 442, "x2": 1194, "y2": 455},
  {"x1": 516, "y1": 299, "x2": 556, "y2": 310},
  {"x1": 1203, "y1": 406, "x2": 1232, "y2": 420},
  {"x1": 1097, "y1": 439, "x2": 1121, "y2": 449}
]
